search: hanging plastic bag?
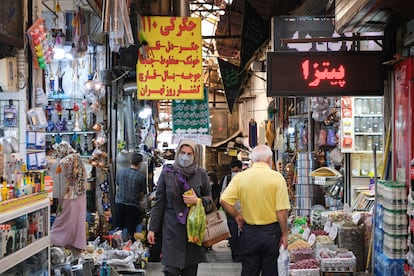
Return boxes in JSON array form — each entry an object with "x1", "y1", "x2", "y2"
[
  {"x1": 186, "y1": 200, "x2": 206, "y2": 246},
  {"x1": 277, "y1": 245, "x2": 289, "y2": 276}
]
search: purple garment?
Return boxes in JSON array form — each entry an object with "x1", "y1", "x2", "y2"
[
  {"x1": 163, "y1": 165, "x2": 191, "y2": 224},
  {"x1": 50, "y1": 193, "x2": 87, "y2": 250}
]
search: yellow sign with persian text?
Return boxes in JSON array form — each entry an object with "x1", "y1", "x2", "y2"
[{"x1": 137, "y1": 16, "x2": 203, "y2": 100}]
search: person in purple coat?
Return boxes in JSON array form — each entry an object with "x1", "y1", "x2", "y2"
[{"x1": 147, "y1": 139, "x2": 212, "y2": 276}]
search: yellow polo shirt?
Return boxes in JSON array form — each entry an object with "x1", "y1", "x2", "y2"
[{"x1": 220, "y1": 162, "x2": 290, "y2": 225}]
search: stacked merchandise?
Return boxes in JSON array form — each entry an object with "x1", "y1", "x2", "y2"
[
  {"x1": 319, "y1": 211, "x2": 360, "y2": 273},
  {"x1": 295, "y1": 152, "x2": 316, "y2": 216},
  {"x1": 288, "y1": 233, "x2": 320, "y2": 275},
  {"x1": 309, "y1": 166, "x2": 343, "y2": 211},
  {"x1": 289, "y1": 208, "x2": 373, "y2": 274},
  {"x1": 316, "y1": 248, "x2": 356, "y2": 273},
  {"x1": 407, "y1": 192, "x2": 414, "y2": 274},
  {"x1": 374, "y1": 180, "x2": 407, "y2": 276}
]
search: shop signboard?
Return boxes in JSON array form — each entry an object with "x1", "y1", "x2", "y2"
[
  {"x1": 240, "y1": 0, "x2": 269, "y2": 70},
  {"x1": 172, "y1": 88, "x2": 212, "y2": 146},
  {"x1": 267, "y1": 51, "x2": 384, "y2": 97},
  {"x1": 217, "y1": 58, "x2": 246, "y2": 113},
  {"x1": 137, "y1": 16, "x2": 203, "y2": 100}
]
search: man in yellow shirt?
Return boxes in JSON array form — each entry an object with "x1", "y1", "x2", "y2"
[{"x1": 220, "y1": 144, "x2": 290, "y2": 276}]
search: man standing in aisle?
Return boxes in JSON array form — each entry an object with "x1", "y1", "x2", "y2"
[
  {"x1": 113, "y1": 152, "x2": 147, "y2": 241},
  {"x1": 220, "y1": 159, "x2": 243, "y2": 262},
  {"x1": 220, "y1": 145, "x2": 290, "y2": 276}
]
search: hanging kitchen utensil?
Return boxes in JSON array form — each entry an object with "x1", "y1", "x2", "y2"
[{"x1": 249, "y1": 119, "x2": 257, "y2": 148}]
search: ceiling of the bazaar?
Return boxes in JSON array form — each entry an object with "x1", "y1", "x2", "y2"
[{"x1": 42, "y1": 0, "x2": 414, "y2": 99}]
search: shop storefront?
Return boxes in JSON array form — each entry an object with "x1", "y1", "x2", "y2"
[{"x1": 0, "y1": 0, "x2": 414, "y2": 275}]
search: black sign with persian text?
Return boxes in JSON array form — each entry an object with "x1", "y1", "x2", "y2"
[{"x1": 218, "y1": 58, "x2": 245, "y2": 113}]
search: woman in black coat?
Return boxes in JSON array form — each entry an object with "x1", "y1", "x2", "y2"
[{"x1": 147, "y1": 139, "x2": 212, "y2": 276}]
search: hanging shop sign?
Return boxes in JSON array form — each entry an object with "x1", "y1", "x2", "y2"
[
  {"x1": 240, "y1": 0, "x2": 270, "y2": 70},
  {"x1": 217, "y1": 58, "x2": 246, "y2": 113},
  {"x1": 267, "y1": 51, "x2": 384, "y2": 97},
  {"x1": 137, "y1": 16, "x2": 203, "y2": 100},
  {"x1": 172, "y1": 88, "x2": 212, "y2": 146}
]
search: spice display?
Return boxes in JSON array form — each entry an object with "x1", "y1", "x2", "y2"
[
  {"x1": 327, "y1": 211, "x2": 353, "y2": 224},
  {"x1": 288, "y1": 238, "x2": 312, "y2": 251},
  {"x1": 290, "y1": 247, "x2": 314, "y2": 262},
  {"x1": 316, "y1": 235, "x2": 334, "y2": 245},
  {"x1": 289, "y1": 258, "x2": 319, "y2": 270}
]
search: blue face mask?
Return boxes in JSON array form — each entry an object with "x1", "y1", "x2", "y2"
[{"x1": 178, "y1": 154, "x2": 194, "y2": 167}]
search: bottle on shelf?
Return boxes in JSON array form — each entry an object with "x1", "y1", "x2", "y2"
[
  {"x1": 46, "y1": 102, "x2": 55, "y2": 132},
  {"x1": 49, "y1": 64, "x2": 56, "y2": 96},
  {"x1": 56, "y1": 66, "x2": 65, "y2": 95},
  {"x1": 66, "y1": 108, "x2": 74, "y2": 131},
  {"x1": 73, "y1": 103, "x2": 82, "y2": 131},
  {"x1": 1, "y1": 177, "x2": 8, "y2": 201},
  {"x1": 55, "y1": 101, "x2": 65, "y2": 132},
  {"x1": 82, "y1": 101, "x2": 88, "y2": 131}
]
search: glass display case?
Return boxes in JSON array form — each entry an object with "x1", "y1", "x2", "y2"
[
  {"x1": 0, "y1": 197, "x2": 50, "y2": 274},
  {"x1": 340, "y1": 96, "x2": 384, "y2": 206}
]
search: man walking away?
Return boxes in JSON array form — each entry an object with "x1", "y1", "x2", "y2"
[
  {"x1": 220, "y1": 145, "x2": 290, "y2": 276},
  {"x1": 113, "y1": 152, "x2": 147, "y2": 241}
]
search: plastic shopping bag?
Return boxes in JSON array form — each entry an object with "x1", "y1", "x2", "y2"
[
  {"x1": 186, "y1": 200, "x2": 206, "y2": 246},
  {"x1": 277, "y1": 245, "x2": 289, "y2": 276}
]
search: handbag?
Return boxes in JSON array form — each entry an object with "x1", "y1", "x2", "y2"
[{"x1": 202, "y1": 198, "x2": 231, "y2": 247}]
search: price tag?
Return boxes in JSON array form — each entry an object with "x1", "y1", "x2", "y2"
[
  {"x1": 352, "y1": 212, "x2": 361, "y2": 224},
  {"x1": 302, "y1": 227, "x2": 311, "y2": 241},
  {"x1": 324, "y1": 220, "x2": 332, "y2": 233},
  {"x1": 314, "y1": 176, "x2": 326, "y2": 185},
  {"x1": 308, "y1": 233, "x2": 316, "y2": 247},
  {"x1": 329, "y1": 223, "x2": 338, "y2": 240}
]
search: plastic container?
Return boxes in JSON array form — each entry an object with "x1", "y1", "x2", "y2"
[
  {"x1": 383, "y1": 208, "x2": 407, "y2": 226},
  {"x1": 383, "y1": 242, "x2": 407, "y2": 260},
  {"x1": 289, "y1": 269, "x2": 320, "y2": 276},
  {"x1": 383, "y1": 220, "x2": 408, "y2": 236},
  {"x1": 375, "y1": 203, "x2": 384, "y2": 228},
  {"x1": 43, "y1": 175, "x2": 54, "y2": 201},
  {"x1": 374, "y1": 227, "x2": 384, "y2": 252},
  {"x1": 375, "y1": 253, "x2": 404, "y2": 275},
  {"x1": 383, "y1": 233, "x2": 407, "y2": 250},
  {"x1": 319, "y1": 254, "x2": 356, "y2": 272},
  {"x1": 377, "y1": 180, "x2": 406, "y2": 201}
]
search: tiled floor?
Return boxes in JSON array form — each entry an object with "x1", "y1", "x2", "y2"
[{"x1": 144, "y1": 240, "x2": 242, "y2": 275}]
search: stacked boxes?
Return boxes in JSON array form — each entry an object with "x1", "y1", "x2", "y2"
[
  {"x1": 373, "y1": 180, "x2": 407, "y2": 275},
  {"x1": 407, "y1": 192, "x2": 414, "y2": 270},
  {"x1": 295, "y1": 152, "x2": 315, "y2": 216}
]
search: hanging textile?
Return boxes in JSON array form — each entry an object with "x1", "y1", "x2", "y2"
[
  {"x1": 265, "y1": 120, "x2": 275, "y2": 148},
  {"x1": 249, "y1": 119, "x2": 258, "y2": 148}
]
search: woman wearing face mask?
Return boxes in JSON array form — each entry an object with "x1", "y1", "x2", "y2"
[{"x1": 147, "y1": 139, "x2": 212, "y2": 276}]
